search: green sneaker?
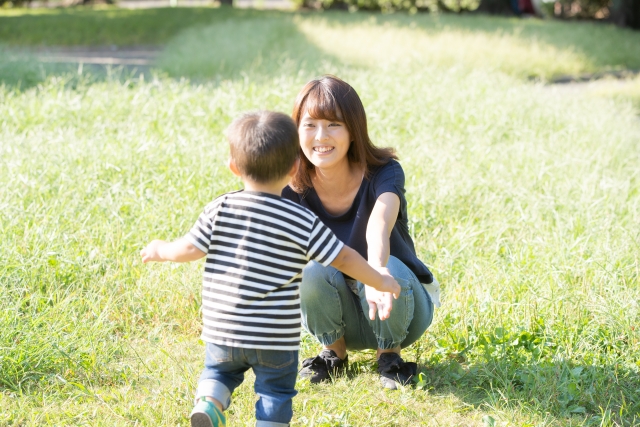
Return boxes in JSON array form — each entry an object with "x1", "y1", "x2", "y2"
[{"x1": 190, "y1": 398, "x2": 226, "y2": 427}]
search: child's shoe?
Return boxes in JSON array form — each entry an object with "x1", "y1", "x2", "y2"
[{"x1": 190, "y1": 398, "x2": 226, "y2": 427}]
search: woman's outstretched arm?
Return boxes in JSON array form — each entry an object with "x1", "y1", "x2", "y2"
[
  {"x1": 366, "y1": 192, "x2": 400, "y2": 268},
  {"x1": 364, "y1": 192, "x2": 401, "y2": 320}
]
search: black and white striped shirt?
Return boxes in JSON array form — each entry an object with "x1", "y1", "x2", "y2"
[{"x1": 186, "y1": 190, "x2": 344, "y2": 351}]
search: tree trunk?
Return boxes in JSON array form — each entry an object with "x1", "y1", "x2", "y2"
[
  {"x1": 475, "y1": 0, "x2": 514, "y2": 14},
  {"x1": 613, "y1": 0, "x2": 640, "y2": 29},
  {"x1": 219, "y1": 0, "x2": 233, "y2": 5}
]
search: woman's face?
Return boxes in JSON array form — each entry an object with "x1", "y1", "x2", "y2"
[{"x1": 299, "y1": 110, "x2": 351, "y2": 170}]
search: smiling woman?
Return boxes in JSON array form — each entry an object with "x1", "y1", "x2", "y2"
[
  {"x1": 298, "y1": 112, "x2": 351, "y2": 173},
  {"x1": 282, "y1": 75, "x2": 440, "y2": 390}
]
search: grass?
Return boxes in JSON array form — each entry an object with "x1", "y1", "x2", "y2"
[
  {"x1": 586, "y1": 74, "x2": 640, "y2": 111},
  {"x1": 0, "y1": 7, "x2": 274, "y2": 46},
  {"x1": 1, "y1": 6, "x2": 640, "y2": 427},
  {"x1": 2, "y1": 7, "x2": 640, "y2": 80}
]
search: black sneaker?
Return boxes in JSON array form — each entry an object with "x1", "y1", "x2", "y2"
[
  {"x1": 377, "y1": 353, "x2": 417, "y2": 390},
  {"x1": 299, "y1": 350, "x2": 348, "y2": 383}
]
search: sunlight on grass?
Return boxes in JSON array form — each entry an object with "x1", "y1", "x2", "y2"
[
  {"x1": 586, "y1": 74, "x2": 640, "y2": 112},
  {"x1": 156, "y1": 13, "x2": 591, "y2": 81},
  {"x1": 294, "y1": 16, "x2": 589, "y2": 80}
]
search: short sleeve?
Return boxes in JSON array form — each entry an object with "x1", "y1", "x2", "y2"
[
  {"x1": 185, "y1": 206, "x2": 216, "y2": 253},
  {"x1": 281, "y1": 185, "x2": 300, "y2": 203},
  {"x1": 307, "y1": 217, "x2": 344, "y2": 266},
  {"x1": 371, "y1": 160, "x2": 405, "y2": 200}
]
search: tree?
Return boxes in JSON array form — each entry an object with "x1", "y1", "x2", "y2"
[
  {"x1": 613, "y1": 0, "x2": 640, "y2": 28},
  {"x1": 475, "y1": 0, "x2": 514, "y2": 14}
]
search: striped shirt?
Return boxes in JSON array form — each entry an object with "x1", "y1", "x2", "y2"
[{"x1": 186, "y1": 190, "x2": 344, "y2": 351}]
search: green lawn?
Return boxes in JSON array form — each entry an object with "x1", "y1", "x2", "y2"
[
  {"x1": 2, "y1": 7, "x2": 640, "y2": 80},
  {"x1": 1, "y1": 7, "x2": 639, "y2": 427}
]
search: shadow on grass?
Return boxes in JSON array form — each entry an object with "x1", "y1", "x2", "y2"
[
  {"x1": 346, "y1": 351, "x2": 640, "y2": 425},
  {"x1": 0, "y1": 7, "x2": 281, "y2": 46},
  {"x1": 3, "y1": 7, "x2": 640, "y2": 88},
  {"x1": 0, "y1": 54, "x2": 158, "y2": 91},
  {"x1": 414, "y1": 353, "x2": 640, "y2": 425},
  {"x1": 0, "y1": 8, "x2": 341, "y2": 89},
  {"x1": 403, "y1": 317, "x2": 640, "y2": 425},
  {"x1": 154, "y1": 14, "x2": 345, "y2": 82}
]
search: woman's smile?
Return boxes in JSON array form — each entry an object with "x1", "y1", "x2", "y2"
[
  {"x1": 299, "y1": 111, "x2": 351, "y2": 169},
  {"x1": 313, "y1": 146, "x2": 335, "y2": 153}
]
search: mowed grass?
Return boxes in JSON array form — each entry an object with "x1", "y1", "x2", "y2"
[
  {"x1": 2, "y1": 7, "x2": 640, "y2": 81},
  {"x1": 1, "y1": 7, "x2": 640, "y2": 427}
]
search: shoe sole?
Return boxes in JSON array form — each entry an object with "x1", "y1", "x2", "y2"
[
  {"x1": 191, "y1": 412, "x2": 215, "y2": 427},
  {"x1": 380, "y1": 376, "x2": 398, "y2": 390}
]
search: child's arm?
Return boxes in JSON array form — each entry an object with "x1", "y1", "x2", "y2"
[
  {"x1": 330, "y1": 246, "x2": 401, "y2": 320},
  {"x1": 141, "y1": 238, "x2": 206, "y2": 263}
]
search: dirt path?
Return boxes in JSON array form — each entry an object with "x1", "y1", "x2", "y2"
[
  {"x1": 22, "y1": 46, "x2": 640, "y2": 97},
  {"x1": 33, "y1": 46, "x2": 162, "y2": 66}
]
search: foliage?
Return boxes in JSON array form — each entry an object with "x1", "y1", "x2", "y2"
[
  {"x1": 612, "y1": 0, "x2": 640, "y2": 28},
  {"x1": 294, "y1": 0, "x2": 482, "y2": 13},
  {"x1": 552, "y1": 0, "x2": 612, "y2": 19}
]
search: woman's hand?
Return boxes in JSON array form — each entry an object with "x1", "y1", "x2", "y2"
[{"x1": 364, "y1": 283, "x2": 395, "y2": 321}]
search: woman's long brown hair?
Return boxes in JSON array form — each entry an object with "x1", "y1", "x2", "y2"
[{"x1": 290, "y1": 75, "x2": 397, "y2": 193}]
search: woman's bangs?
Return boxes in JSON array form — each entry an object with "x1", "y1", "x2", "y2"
[{"x1": 303, "y1": 86, "x2": 342, "y2": 122}]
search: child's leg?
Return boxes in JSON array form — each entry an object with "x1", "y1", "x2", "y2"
[
  {"x1": 192, "y1": 343, "x2": 249, "y2": 426},
  {"x1": 250, "y1": 349, "x2": 298, "y2": 426}
]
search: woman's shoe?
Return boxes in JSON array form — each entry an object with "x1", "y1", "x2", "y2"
[
  {"x1": 377, "y1": 352, "x2": 417, "y2": 390},
  {"x1": 299, "y1": 349, "x2": 348, "y2": 383},
  {"x1": 190, "y1": 398, "x2": 226, "y2": 427}
]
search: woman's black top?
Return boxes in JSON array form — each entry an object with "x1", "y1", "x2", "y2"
[{"x1": 281, "y1": 159, "x2": 433, "y2": 284}]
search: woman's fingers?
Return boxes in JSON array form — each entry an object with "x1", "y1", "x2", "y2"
[
  {"x1": 365, "y1": 285, "x2": 394, "y2": 320},
  {"x1": 368, "y1": 301, "x2": 377, "y2": 321}
]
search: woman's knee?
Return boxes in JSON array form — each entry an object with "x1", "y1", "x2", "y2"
[
  {"x1": 300, "y1": 261, "x2": 340, "y2": 300},
  {"x1": 400, "y1": 282, "x2": 434, "y2": 348},
  {"x1": 382, "y1": 257, "x2": 435, "y2": 348},
  {"x1": 386, "y1": 256, "x2": 416, "y2": 284}
]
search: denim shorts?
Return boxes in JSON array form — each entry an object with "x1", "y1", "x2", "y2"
[{"x1": 196, "y1": 342, "x2": 298, "y2": 427}]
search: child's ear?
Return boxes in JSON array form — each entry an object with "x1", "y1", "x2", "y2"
[
  {"x1": 288, "y1": 158, "x2": 300, "y2": 177},
  {"x1": 228, "y1": 158, "x2": 242, "y2": 177}
]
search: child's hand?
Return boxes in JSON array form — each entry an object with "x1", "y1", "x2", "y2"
[
  {"x1": 140, "y1": 240, "x2": 167, "y2": 263},
  {"x1": 375, "y1": 267, "x2": 401, "y2": 299}
]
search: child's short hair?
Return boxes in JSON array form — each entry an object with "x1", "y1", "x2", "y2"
[{"x1": 227, "y1": 111, "x2": 299, "y2": 183}]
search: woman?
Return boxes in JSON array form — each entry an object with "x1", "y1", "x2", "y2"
[{"x1": 282, "y1": 75, "x2": 440, "y2": 390}]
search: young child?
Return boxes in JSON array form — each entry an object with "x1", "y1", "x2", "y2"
[{"x1": 140, "y1": 111, "x2": 401, "y2": 427}]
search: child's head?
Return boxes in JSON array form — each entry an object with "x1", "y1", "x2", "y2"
[{"x1": 227, "y1": 111, "x2": 299, "y2": 184}]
